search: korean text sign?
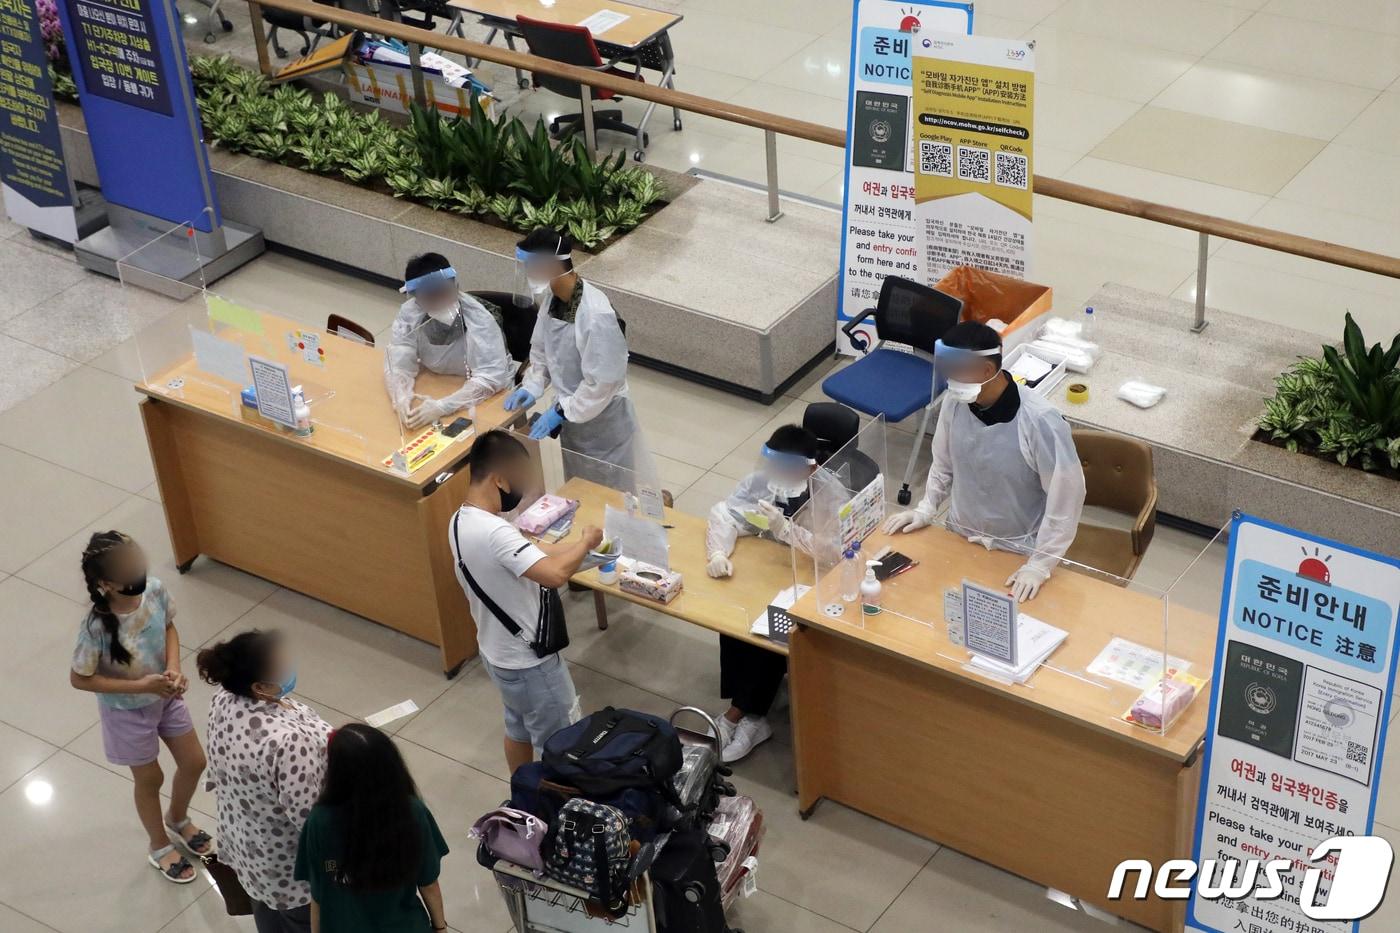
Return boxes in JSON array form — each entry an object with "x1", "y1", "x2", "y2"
[
  {"x1": 911, "y1": 34, "x2": 1034, "y2": 285},
  {"x1": 0, "y1": 0, "x2": 76, "y2": 241},
  {"x1": 1188, "y1": 514, "x2": 1400, "y2": 933},
  {"x1": 836, "y1": 0, "x2": 972, "y2": 355}
]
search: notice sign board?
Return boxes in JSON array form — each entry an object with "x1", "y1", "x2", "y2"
[
  {"x1": 835, "y1": 0, "x2": 972, "y2": 355},
  {"x1": 0, "y1": 0, "x2": 76, "y2": 241},
  {"x1": 911, "y1": 34, "x2": 1034, "y2": 284},
  {"x1": 1187, "y1": 513, "x2": 1400, "y2": 933},
  {"x1": 62, "y1": 0, "x2": 171, "y2": 115}
]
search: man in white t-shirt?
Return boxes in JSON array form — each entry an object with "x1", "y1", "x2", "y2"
[{"x1": 449, "y1": 430, "x2": 602, "y2": 771}]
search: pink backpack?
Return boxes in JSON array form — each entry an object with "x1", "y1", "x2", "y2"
[{"x1": 471, "y1": 806, "x2": 549, "y2": 874}]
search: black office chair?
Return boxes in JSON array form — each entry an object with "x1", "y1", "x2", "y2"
[
  {"x1": 822, "y1": 275, "x2": 963, "y2": 504},
  {"x1": 262, "y1": 0, "x2": 341, "y2": 58},
  {"x1": 468, "y1": 290, "x2": 535, "y2": 379},
  {"x1": 515, "y1": 16, "x2": 648, "y2": 159},
  {"x1": 805, "y1": 401, "x2": 880, "y2": 492}
]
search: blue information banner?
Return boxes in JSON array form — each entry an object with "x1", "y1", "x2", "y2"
[
  {"x1": 0, "y1": 0, "x2": 75, "y2": 227},
  {"x1": 56, "y1": 0, "x2": 220, "y2": 231},
  {"x1": 64, "y1": 0, "x2": 172, "y2": 116}
]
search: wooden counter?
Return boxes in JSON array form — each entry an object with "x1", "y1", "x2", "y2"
[
  {"x1": 560, "y1": 477, "x2": 793, "y2": 654},
  {"x1": 787, "y1": 526, "x2": 1215, "y2": 932},
  {"x1": 138, "y1": 309, "x2": 520, "y2": 675}
]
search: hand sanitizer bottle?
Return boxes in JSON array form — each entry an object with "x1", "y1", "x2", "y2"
[
  {"x1": 861, "y1": 561, "x2": 883, "y2": 615},
  {"x1": 292, "y1": 387, "x2": 313, "y2": 437}
]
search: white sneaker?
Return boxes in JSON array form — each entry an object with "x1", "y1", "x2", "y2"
[
  {"x1": 711, "y1": 713, "x2": 738, "y2": 748},
  {"x1": 721, "y1": 715, "x2": 772, "y2": 763}
]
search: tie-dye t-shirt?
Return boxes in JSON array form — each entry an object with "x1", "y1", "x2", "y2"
[{"x1": 71, "y1": 578, "x2": 175, "y2": 710}]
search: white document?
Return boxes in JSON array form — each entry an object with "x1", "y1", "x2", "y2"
[
  {"x1": 190, "y1": 327, "x2": 249, "y2": 384},
  {"x1": 1007, "y1": 351, "x2": 1053, "y2": 384},
  {"x1": 968, "y1": 613, "x2": 1067, "y2": 684},
  {"x1": 1087, "y1": 636, "x2": 1191, "y2": 690},
  {"x1": 248, "y1": 355, "x2": 296, "y2": 428},
  {"x1": 604, "y1": 504, "x2": 669, "y2": 571},
  {"x1": 365, "y1": 699, "x2": 420, "y2": 728},
  {"x1": 750, "y1": 584, "x2": 811, "y2": 636},
  {"x1": 577, "y1": 9, "x2": 630, "y2": 35}
]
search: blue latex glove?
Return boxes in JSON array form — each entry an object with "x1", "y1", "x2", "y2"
[
  {"x1": 529, "y1": 405, "x2": 566, "y2": 440},
  {"x1": 504, "y1": 388, "x2": 536, "y2": 411}
]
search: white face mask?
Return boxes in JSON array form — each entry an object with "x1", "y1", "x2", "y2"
[
  {"x1": 424, "y1": 303, "x2": 458, "y2": 325},
  {"x1": 527, "y1": 275, "x2": 554, "y2": 297},
  {"x1": 946, "y1": 373, "x2": 997, "y2": 403}
]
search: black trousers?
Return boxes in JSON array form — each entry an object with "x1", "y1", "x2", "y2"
[
  {"x1": 718, "y1": 635, "x2": 788, "y2": 717},
  {"x1": 253, "y1": 902, "x2": 312, "y2": 933}
]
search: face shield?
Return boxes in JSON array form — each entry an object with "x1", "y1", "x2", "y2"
[
  {"x1": 934, "y1": 339, "x2": 1001, "y2": 403},
  {"x1": 513, "y1": 240, "x2": 571, "y2": 302},
  {"x1": 402, "y1": 267, "x2": 460, "y2": 324},
  {"x1": 759, "y1": 444, "x2": 816, "y2": 500}
]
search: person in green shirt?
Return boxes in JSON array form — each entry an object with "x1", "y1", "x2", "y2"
[{"x1": 294, "y1": 724, "x2": 450, "y2": 933}]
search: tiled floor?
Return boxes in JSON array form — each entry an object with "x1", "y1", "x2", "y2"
[{"x1": 2, "y1": 1, "x2": 1397, "y2": 930}]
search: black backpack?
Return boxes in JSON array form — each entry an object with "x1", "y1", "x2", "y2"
[{"x1": 542, "y1": 707, "x2": 683, "y2": 801}]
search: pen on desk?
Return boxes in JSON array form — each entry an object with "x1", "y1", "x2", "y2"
[{"x1": 892, "y1": 561, "x2": 919, "y2": 577}]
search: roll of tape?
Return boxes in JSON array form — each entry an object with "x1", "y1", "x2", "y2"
[{"x1": 1066, "y1": 382, "x2": 1089, "y2": 404}]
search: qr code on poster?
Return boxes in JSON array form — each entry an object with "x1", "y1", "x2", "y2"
[
  {"x1": 1347, "y1": 741, "x2": 1369, "y2": 766},
  {"x1": 995, "y1": 151, "x2": 1029, "y2": 190},
  {"x1": 958, "y1": 146, "x2": 990, "y2": 183},
  {"x1": 919, "y1": 140, "x2": 953, "y2": 177}
]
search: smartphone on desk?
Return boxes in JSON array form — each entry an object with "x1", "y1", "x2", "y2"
[
  {"x1": 442, "y1": 417, "x2": 472, "y2": 438},
  {"x1": 873, "y1": 551, "x2": 915, "y2": 581}
]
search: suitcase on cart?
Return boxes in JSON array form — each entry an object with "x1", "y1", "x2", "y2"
[
  {"x1": 708, "y1": 796, "x2": 764, "y2": 910},
  {"x1": 650, "y1": 829, "x2": 741, "y2": 933},
  {"x1": 668, "y1": 708, "x2": 735, "y2": 828}
]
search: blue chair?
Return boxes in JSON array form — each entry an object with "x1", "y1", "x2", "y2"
[{"x1": 822, "y1": 276, "x2": 963, "y2": 505}]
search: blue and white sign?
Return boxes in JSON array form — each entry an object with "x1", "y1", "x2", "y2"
[
  {"x1": 836, "y1": 0, "x2": 972, "y2": 355},
  {"x1": 1187, "y1": 513, "x2": 1400, "y2": 933},
  {"x1": 0, "y1": 0, "x2": 77, "y2": 241},
  {"x1": 55, "y1": 0, "x2": 221, "y2": 231}
]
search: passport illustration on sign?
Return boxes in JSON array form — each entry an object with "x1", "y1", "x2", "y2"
[
  {"x1": 851, "y1": 91, "x2": 908, "y2": 172},
  {"x1": 1218, "y1": 640, "x2": 1303, "y2": 759}
]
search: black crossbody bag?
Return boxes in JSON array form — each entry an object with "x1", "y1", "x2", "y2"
[{"x1": 452, "y1": 511, "x2": 569, "y2": 658}]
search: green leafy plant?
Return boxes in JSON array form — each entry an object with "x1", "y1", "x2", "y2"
[
  {"x1": 445, "y1": 95, "x2": 514, "y2": 195},
  {"x1": 1259, "y1": 314, "x2": 1400, "y2": 473},
  {"x1": 566, "y1": 217, "x2": 618, "y2": 250},
  {"x1": 507, "y1": 119, "x2": 581, "y2": 203}
]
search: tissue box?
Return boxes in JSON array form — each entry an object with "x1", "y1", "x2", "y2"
[
  {"x1": 619, "y1": 563, "x2": 683, "y2": 604},
  {"x1": 514, "y1": 495, "x2": 577, "y2": 536},
  {"x1": 1129, "y1": 677, "x2": 1198, "y2": 731}
]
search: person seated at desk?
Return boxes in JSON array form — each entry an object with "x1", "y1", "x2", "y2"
[
  {"x1": 385, "y1": 252, "x2": 512, "y2": 430},
  {"x1": 883, "y1": 321, "x2": 1085, "y2": 603},
  {"x1": 504, "y1": 228, "x2": 642, "y2": 474},
  {"x1": 704, "y1": 424, "x2": 820, "y2": 763}
]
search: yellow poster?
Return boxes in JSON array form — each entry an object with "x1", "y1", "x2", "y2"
[{"x1": 911, "y1": 35, "x2": 1034, "y2": 281}]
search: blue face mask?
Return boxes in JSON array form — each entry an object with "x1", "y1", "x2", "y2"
[{"x1": 276, "y1": 668, "x2": 297, "y2": 698}]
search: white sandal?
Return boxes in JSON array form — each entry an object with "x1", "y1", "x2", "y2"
[
  {"x1": 165, "y1": 817, "x2": 215, "y2": 857},
  {"x1": 148, "y1": 844, "x2": 197, "y2": 884}
]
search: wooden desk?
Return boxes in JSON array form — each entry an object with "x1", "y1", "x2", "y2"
[
  {"x1": 559, "y1": 478, "x2": 792, "y2": 655},
  {"x1": 787, "y1": 527, "x2": 1216, "y2": 932},
  {"x1": 138, "y1": 310, "x2": 519, "y2": 676},
  {"x1": 447, "y1": 0, "x2": 681, "y2": 51}
]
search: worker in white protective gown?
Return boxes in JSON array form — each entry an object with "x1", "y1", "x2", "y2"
[
  {"x1": 883, "y1": 321, "x2": 1086, "y2": 603},
  {"x1": 504, "y1": 228, "x2": 645, "y2": 482},
  {"x1": 384, "y1": 252, "x2": 512, "y2": 430}
]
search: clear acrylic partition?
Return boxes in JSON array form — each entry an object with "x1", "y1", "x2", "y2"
[
  {"x1": 806, "y1": 415, "x2": 891, "y2": 624},
  {"x1": 1162, "y1": 519, "x2": 1231, "y2": 734},
  {"x1": 126, "y1": 227, "x2": 413, "y2": 469},
  {"x1": 522, "y1": 440, "x2": 761, "y2": 639}
]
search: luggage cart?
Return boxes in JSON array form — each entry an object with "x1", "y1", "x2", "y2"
[{"x1": 495, "y1": 860, "x2": 660, "y2": 933}]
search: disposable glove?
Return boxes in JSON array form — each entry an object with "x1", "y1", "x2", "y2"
[
  {"x1": 756, "y1": 501, "x2": 791, "y2": 539},
  {"x1": 504, "y1": 387, "x2": 536, "y2": 411},
  {"x1": 405, "y1": 396, "x2": 452, "y2": 429},
  {"x1": 1005, "y1": 563, "x2": 1050, "y2": 603},
  {"x1": 706, "y1": 551, "x2": 733, "y2": 578},
  {"x1": 882, "y1": 509, "x2": 930, "y2": 534},
  {"x1": 529, "y1": 405, "x2": 566, "y2": 440}
]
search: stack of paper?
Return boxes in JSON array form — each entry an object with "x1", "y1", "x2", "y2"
[{"x1": 967, "y1": 613, "x2": 1066, "y2": 684}]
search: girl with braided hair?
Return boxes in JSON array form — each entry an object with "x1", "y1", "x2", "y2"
[{"x1": 69, "y1": 530, "x2": 212, "y2": 884}]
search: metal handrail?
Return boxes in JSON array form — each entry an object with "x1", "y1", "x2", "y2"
[{"x1": 243, "y1": 0, "x2": 1400, "y2": 330}]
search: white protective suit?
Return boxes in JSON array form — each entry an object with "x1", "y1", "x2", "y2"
[
  {"x1": 384, "y1": 293, "x2": 512, "y2": 417},
  {"x1": 520, "y1": 279, "x2": 642, "y2": 474},
  {"x1": 910, "y1": 387, "x2": 1085, "y2": 577},
  {"x1": 705, "y1": 473, "x2": 815, "y2": 565}
]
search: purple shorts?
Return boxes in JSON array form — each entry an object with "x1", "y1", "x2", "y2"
[{"x1": 98, "y1": 697, "x2": 194, "y2": 766}]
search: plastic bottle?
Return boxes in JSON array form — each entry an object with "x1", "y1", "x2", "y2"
[
  {"x1": 840, "y1": 544, "x2": 862, "y2": 603},
  {"x1": 1083, "y1": 305, "x2": 1095, "y2": 338},
  {"x1": 292, "y1": 386, "x2": 314, "y2": 437},
  {"x1": 861, "y1": 561, "x2": 883, "y2": 615}
]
